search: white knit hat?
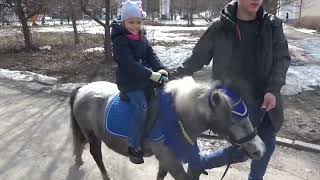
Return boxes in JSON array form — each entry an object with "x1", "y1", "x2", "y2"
[{"x1": 120, "y1": 1, "x2": 143, "y2": 22}]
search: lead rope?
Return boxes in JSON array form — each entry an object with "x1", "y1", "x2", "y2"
[
  {"x1": 178, "y1": 120, "x2": 195, "y2": 145},
  {"x1": 219, "y1": 145, "x2": 239, "y2": 180}
]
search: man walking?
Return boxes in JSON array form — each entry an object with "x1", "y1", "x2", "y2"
[{"x1": 174, "y1": 0, "x2": 291, "y2": 179}]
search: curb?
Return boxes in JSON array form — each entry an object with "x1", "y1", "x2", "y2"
[
  {"x1": 276, "y1": 137, "x2": 320, "y2": 153},
  {"x1": 201, "y1": 133, "x2": 320, "y2": 154}
]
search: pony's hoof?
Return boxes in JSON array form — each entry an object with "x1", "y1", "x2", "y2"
[{"x1": 102, "y1": 173, "x2": 110, "y2": 180}]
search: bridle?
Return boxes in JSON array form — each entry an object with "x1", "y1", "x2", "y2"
[
  {"x1": 208, "y1": 88, "x2": 263, "y2": 180},
  {"x1": 179, "y1": 88, "x2": 263, "y2": 180},
  {"x1": 208, "y1": 88, "x2": 258, "y2": 146}
]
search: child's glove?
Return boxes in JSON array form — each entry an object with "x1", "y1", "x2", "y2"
[
  {"x1": 157, "y1": 69, "x2": 168, "y2": 77},
  {"x1": 150, "y1": 72, "x2": 162, "y2": 82},
  {"x1": 150, "y1": 72, "x2": 169, "y2": 85}
]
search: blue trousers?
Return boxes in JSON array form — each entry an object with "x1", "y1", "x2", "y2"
[
  {"x1": 199, "y1": 111, "x2": 276, "y2": 180},
  {"x1": 126, "y1": 90, "x2": 148, "y2": 149}
]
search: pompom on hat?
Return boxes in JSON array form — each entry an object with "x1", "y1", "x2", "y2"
[{"x1": 120, "y1": 0, "x2": 146, "y2": 22}]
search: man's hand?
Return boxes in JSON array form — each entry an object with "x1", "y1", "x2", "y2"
[{"x1": 261, "y1": 92, "x2": 276, "y2": 112}]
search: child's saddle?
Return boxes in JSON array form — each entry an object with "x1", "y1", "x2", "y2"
[{"x1": 105, "y1": 89, "x2": 164, "y2": 141}]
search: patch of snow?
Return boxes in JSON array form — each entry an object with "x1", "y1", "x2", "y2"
[
  {"x1": 282, "y1": 65, "x2": 320, "y2": 95},
  {"x1": 84, "y1": 47, "x2": 104, "y2": 53},
  {"x1": 288, "y1": 44, "x2": 304, "y2": 51},
  {"x1": 288, "y1": 44, "x2": 311, "y2": 63},
  {"x1": 293, "y1": 27, "x2": 317, "y2": 35},
  {"x1": 290, "y1": 38, "x2": 320, "y2": 60},
  {"x1": 39, "y1": 46, "x2": 52, "y2": 50},
  {"x1": 145, "y1": 26, "x2": 205, "y2": 43},
  {"x1": 148, "y1": 19, "x2": 210, "y2": 26},
  {"x1": 0, "y1": 68, "x2": 58, "y2": 85},
  {"x1": 154, "y1": 44, "x2": 194, "y2": 68}
]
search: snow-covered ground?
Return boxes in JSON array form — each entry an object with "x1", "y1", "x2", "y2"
[
  {"x1": 289, "y1": 38, "x2": 320, "y2": 60},
  {"x1": 1, "y1": 22, "x2": 320, "y2": 95},
  {"x1": 292, "y1": 27, "x2": 318, "y2": 35}
]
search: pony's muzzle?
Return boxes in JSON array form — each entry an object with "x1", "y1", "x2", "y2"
[{"x1": 243, "y1": 135, "x2": 266, "y2": 160}]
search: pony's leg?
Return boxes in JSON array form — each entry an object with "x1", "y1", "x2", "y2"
[
  {"x1": 162, "y1": 162, "x2": 190, "y2": 180},
  {"x1": 186, "y1": 165, "x2": 201, "y2": 180},
  {"x1": 153, "y1": 145, "x2": 191, "y2": 180},
  {"x1": 88, "y1": 133, "x2": 110, "y2": 180},
  {"x1": 74, "y1": 141, "x2": 86, "y2": 166},
  {"x1": 156, "y1": 165, "x2": 168, "y2": 180}
]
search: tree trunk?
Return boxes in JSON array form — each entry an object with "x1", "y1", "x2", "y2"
[
  {"x1": 16, "y1": 0, "x2": 34, "y2": 50},
  {"x1": 68, "y1": 0, "x2": 80, "y2": 44},
  {"x1": 71, "y1": 16, "x2": 80, "y2": 44},
  {"x1": 263, "y1": 0, "x2": 278, "y2": 15},
  {"x1": 104, "y1": 0, "x2": 112, "y2": 62},
  {"x1": 190, "y1": 9, "x2": 194, "y2": 27}
]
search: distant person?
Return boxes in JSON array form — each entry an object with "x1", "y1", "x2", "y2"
[
  {"x1": 173, "y1": 0, "x2": 291, "y2": 179},
  {"x1": 41, "y1": 16, "x2": 45, "y2": 25},
  {"x1": 285, "y1": 12, "x2": 289, "y2": 23},
  {"x1": 111, "y1": 1, "x2": 168, "y2": 164}
]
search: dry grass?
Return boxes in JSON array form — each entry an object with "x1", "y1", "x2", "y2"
[
  {"x1": 0, "y1": 29, "x2": 104, "y2": 53},
  {"x1": 295, "y1": 16, "x2": 320, "y2": 32}
]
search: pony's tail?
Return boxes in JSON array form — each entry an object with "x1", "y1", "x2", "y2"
[{"x1": 70, "y1": 86, "x2": 87, "y2": 157}]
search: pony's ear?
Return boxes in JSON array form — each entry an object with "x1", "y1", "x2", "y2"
[{"x1": 210, "y1": 92, "x2": 221, "y2": 107}]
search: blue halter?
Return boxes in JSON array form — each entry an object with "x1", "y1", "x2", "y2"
[{"x1": 208, "y1": 87, "x2": 249, "y2": 120}]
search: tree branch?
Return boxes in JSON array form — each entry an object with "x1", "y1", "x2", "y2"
[
  {"x1": 79, "y1": 0, "x2": 107, "y2": 28},
  {"x1": 3, "y1": 0, "x2": 14, "y2": 8}
]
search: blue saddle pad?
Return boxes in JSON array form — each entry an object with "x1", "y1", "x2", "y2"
[{"x1": 105, "y1": 93, "x2": 164, "y2": 141}]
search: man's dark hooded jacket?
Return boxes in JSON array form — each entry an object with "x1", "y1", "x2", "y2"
[
  {"x1": 179, "y1": 1, "x2": 291, "y2": 132},
  {"x1": 111, "y1": 20, "x2": 164, "y2": 92}
]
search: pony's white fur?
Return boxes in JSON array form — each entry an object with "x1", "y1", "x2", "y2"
[{"x1": 165, "y1": 77, "x2": 217, "y2": 124}]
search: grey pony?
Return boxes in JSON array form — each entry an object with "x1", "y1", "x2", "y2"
[{"x1": 69, "y1": 77, "x2": 265, "y2": 180}]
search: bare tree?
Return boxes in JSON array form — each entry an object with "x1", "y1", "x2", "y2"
[
  {"x1": 79, "y1": 0, "x2": 112, "y2": 62},
  {"x1": 170, "y1": 0, "x2": 229, "y2": 25},
  {"x1": 0, "y1": 0, "x2": 46, "y2": 50},
  {"x1": 67, "y1": 0, "x2": 80, "y2": 44},
  {"x1": 263, "y1": 0, "x2": 282, "y2": 14},
  {"x1": 142, "y1": 0, "x2": 159, "y2": 21}
]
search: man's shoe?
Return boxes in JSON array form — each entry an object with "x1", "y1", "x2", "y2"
[{"x1": 128, "y1": 147, "x2": 144, "y2": 164}]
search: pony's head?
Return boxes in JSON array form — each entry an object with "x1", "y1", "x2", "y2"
[
  {"x1": 166, "y1": 77, "x2": 265, "y2": 160},
  {"x1": 209, "y1": 87, "x2": 266, "y2": 160}
]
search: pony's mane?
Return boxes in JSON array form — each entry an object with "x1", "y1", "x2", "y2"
[
  {"x1": 165, "y1": 76, "x2": 211, "y2": 98},
  {"x1": 164, "y1": 76, "x2": 224, "y2": 122}
]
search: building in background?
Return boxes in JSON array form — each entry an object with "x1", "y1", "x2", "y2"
[
  {"x1": 278, "y1": 0, "x2": 320, "y2": 25},
  {"x1": 277, "y1": 0, "x2": 300, "y2": 22},
  {"x1": 160, "y1": 0, "x2": 170, "y2": 19}
]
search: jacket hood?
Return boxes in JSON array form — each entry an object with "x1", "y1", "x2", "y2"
[
  {"x1": 111, "y1": 19, "x2": 146, "y2": 40},
  {"x1": 111, "y1": 19, "x2": 128, "y2": 40}
]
